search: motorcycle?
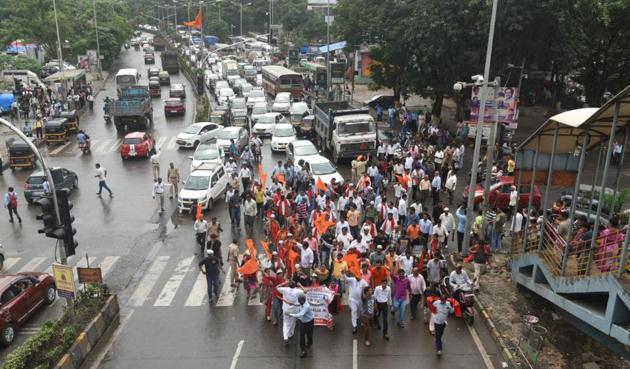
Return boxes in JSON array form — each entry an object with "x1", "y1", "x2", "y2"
[
  {"x1": 79, "y1": 140, "x2": 91, "y2": 154},
  {"x1": 440, "y1": 276, "x2": 476, "y2": 326}
]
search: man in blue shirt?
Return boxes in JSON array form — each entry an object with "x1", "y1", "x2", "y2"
[
  {"x1": 431, "y1": 171, "x2": 442, "y2": 204},
  {"x1": 455, "y1": 206, "x2": 468, "y2": 253},
  {"x1": 290, "y1": 294, "x2": 314, "y2": 358}
]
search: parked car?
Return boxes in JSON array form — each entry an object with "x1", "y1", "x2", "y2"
[
  {"x1": 271, "y1": 124, "x2": 297, "y2": 152},
  {"x1": 119, "y1": 132, "x2": 155, "y2": 159},
  {"x1": 0, "y1": 273, "x2": 57, "y2": 345},
  {"x1": 164, "y1": 98, "x2": 186, "y2": 116},
  {"x1": 286, "y1": 140, "x2": 318, "y2": 164},
  {"x1": 169, "y1": 84, "x2": 186, "y2": 99},
  {"x1": 24, "y1": 168, "x2": 78, "y2": 204},
  {"x1": 297, "y1": 155, "x2": 344, "y2": 185},
  {"x1": 463, "y1": 176, "x2": 542, "y2": 210},
  {"x1": 178, "y1": 163, "x2": 228, "y2": 211},
  {"x1": 144, "y1": 52, "x2": 155, "y2": 64},
  {"x1": 176, "y1": 122, "x2": 223, "y2": 148},
  {"x1": 190, "y1": 142, "x2": 225, "y2": 172},
  {"x1": 272, "y1": 92, "x2": 291, "y2": 114},
  {"x1": 252, "y1": 112, "x2": 286, "y2": 136},
  {"x1": 215, "y1": 126, "x2": 248, "y2": 153}
]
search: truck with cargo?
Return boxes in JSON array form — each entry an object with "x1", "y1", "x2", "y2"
[
  {"x1": 110, "y1": 86, "x2": 154, "y2": 132},
  {"x1": 221, "y1": 60, "x2": 239, "y2": 84},
  {"x1": 153, "y1": 34, "x2": 167, "y2": 51},
  {"x1": 313, "y1": 101, "x2": 377, "y2": 163},
  {"x1": 160, "y1": 51, "x2": 179, "y2": 74}
]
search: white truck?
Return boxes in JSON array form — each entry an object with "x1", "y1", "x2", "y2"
[
  {"x1": 313, "y1": 101, "x2": 377, "y2": 163},
  {"x1": 221, "y1": 60, "x2": 239, "y2": 85}
]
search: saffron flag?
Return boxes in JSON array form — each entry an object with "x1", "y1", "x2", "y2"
[
  {"x1": 184, "y1": 10, "x2": 203, "y2": 29},
  {"x1": 261, "y1": 241, "x2": 272, "y2": 261},
  {"x1": 316, "y1": 177, "x2": 327, "y2": 192},
  {"x1": 277, "y1": 173, "x2": 286, "y2": 184},
  {"x1": 342, "y1": 253, "x2": 361, "y2": 278},
  {"x1": 259, "y1": 163, "x2": 268, "y2": 186},
  {"x1": 314, "y1": 213, "x2": 335, "y2": 235},
  {"x1": 246, "y1": 239, "x2": 257, "y2": 258},
  {"x1": 238, "y1": 257, "x2": 258, "y2": 275}
]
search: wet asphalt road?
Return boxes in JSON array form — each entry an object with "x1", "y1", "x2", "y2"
[{"x1": 0, "y1": 45, "x2": 505, "y2": 368}]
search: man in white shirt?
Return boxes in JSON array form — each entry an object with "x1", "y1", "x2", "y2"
[
  {"x1": 300, "y1": 242, "x2": 314, "y2": 271},
  {"x1": 243, "y1": 194, "x2": 257, "y2": 231},
  {"x1": 439, "y1": 208, "x2": 456, "y2": 247},
  {"x1": 345, "y1": 271, "x2": 369, "y2": 334},
  {"x1": 408, "y1": 268, "x2": 426, "y2": 320},
  {"x1": 398, "y1": 194, "x2": 408, "y2": 227},
  {"x1": 432, "y1": 220, "x2": 449, "y2": 246},
  {"x1": 95, "y1": 163, "x2": 113, "y2": 196},
  {"x1": 449, "y1": 264, "x2": 472, "y2": 301},
  {"x1": 444, "y1": 170, "x2": 457, "y2": 205},
  {"x1": 276, "y1": 281, "x2": 305, "y2": 344},
  {"x1": 509, "y1": 186, "x2": 518, "y2": 219},
  {"x1": 152, "y1": 177, "x2": 166, "y2": 214},
  {"x1": 337, "y1": 227, "x2": 354, "y2": 249},
  {"x1": 336, "y1": 218, "x2": 351, "y2": 237},
  {"x1": 150, "y1": 147, "x2": 161, "y2": 180},
  {"x1": 432, "y1": 294, "x2": 454, "y2": 356},
  {"x1": 239, "y1": 165, "x2": 252, "y2": 192},
  {"x1": 337, "y1": 194, "x2": 350, "y2": 215},
  {"x1": 373, "y1": 279, "x2": 392, "y2": 339},
  {"x1": 398, "y1": 249, "x2": 415, "y2": 275},
  {"x1": 194, "y1": 217, "x2": 209, "y2": 253}
]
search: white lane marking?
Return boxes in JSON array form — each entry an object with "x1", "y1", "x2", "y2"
[
  {"x1": 99, "y1": 256, "x2": 119, "y2": 277},
  {"x1": 216, "y1": 265, "x2": 237, "y2": 306},
  {"x1": 185, "y1": 270, "x2": 207, "y2": 306},
  {"x1": 107, "y1": 138, "x2": 122, "y2": 153},
  {"x1": 92, "y1": 139, "x2": 114, "y2": 153},
  {"x1": 18, "y1": 257, "x2": 47, "y2": 273},
  {"x1": 87, "y1": 310, "x2": 135, "y2": 369},
  {"x1": 154, "y1": 256, "x2": 194, "y2": 306},
  {"x1": 467, "y1": 324, "x2": 496, "y2": 369},
  {"x1": 2, "y1": 258, "x2": 21, "y2": 272},
  {"x1": 128, "y1": 256, "x2": 170, "y2": 306},
  {"x1": 155, "y1": 136, "x2": 168, "y2": 149},
  {"x1": 166, "y1": 136, "x2": 178, "y2": 150},
  {"x1": 49, "y1": 142, "x2": 72, "y2": 155},
  {"x1": 353, "y1": 339, "x2": 358, "y2": 369},
  {"x1": 229, "y1": 340, "x2": 244, "y2": 369}
]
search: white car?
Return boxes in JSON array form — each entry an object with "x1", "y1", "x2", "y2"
[
  {"x1": 189, "y1": 142, "x2": 225, "y2": 172},
  {"x1": 252, "y1": 112, "x2": 286, "y2": 136},
  {"x1": 297, "y1": 155, "x2": 344, "y2": 185},
  {"x1": 250, "y1": 101, "x2": 269, "y2": 123},
  {"x1": 176, "y1": 122, "x2": 224, "y2": 148},
  {"x1": 289, "y1": 101, "x2": 311, "y2": 125},
  {"x1": 272, "y1": 92, "x2": 292, "y2": 113},
  {"x1": 216, "y1": 126, "x2": 249, "y2": 152},
  {"x1": 178, "y1": 163, "x2": 228, "y2": 211},
  {"x1": 271, "y1": 124, "x2": 297, "y2": 152},
  {"x1": 218, "y1": 88, "x2": 236, "y2": 104},
  {"x1": 287, "y1": 140, "x2": 318, "y2": 163},
  {"x1": 246, "y1": 88, "x2": 266, "y2": 109}
]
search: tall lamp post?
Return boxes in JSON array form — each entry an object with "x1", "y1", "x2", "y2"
[
  {"x1": 92, "y1": 0, "x2": 103, "y2": 80},
  {"x1": 457, "y1": 0, "x2": 499, "y2": 256},
  {"x1": 325, "y1": 0, "x2": 331, "y2": 100}
]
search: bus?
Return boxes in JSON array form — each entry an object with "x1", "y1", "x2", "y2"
[
  {"x1": 115, "y1": 68, "x2": 140, "y2": 95},
  {"x1": 261, "y1": 65, "x2": 303, "y2": 98}
]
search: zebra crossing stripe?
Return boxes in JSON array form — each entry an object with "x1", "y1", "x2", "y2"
[
  {"x1": 166, "y1": 136, "x2": 178, "y2": 150},
  {"x1": 128, "y1": 256, "x2": 170, "y2": 307},
  {"x1": 185, "y1": 270, "x2": 207, "y2": 307},
  {"x1": 99, "y1": 256, "x2": 119, "y2": 277},
  {"x1": 107, "y1": 138, "x2": 122, "y2": 153},
  {"x1": 155, "y1": 136, "x2": 168, "y2": 149},
  {"x1": 92, "y1": 139, "x2": 114, "y2": 152},
  {"x1": 49, "y1": 142, "x2": 72, "y2": 156},
  {"x1": 2, "y1": 258, "x2": 21, "y2": 272},
  {"x1": 215, "y1": 265, "x2": 237, "y2": 307},
  {"x1": 154, "y1": 256, "x2": 194, "y2": 306},
  {"x1": 18, "y1": 257, "x2": 47, "y2": 273}
]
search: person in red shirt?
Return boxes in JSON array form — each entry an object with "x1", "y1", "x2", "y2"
[
  {"x1": 370, "y1": 260, "x2": 390, "y2": 288},
  {"x1": 263, "y1": 268, "x2": 285, "y2": 324}
]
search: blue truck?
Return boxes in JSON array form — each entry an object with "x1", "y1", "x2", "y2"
[{"x1": 110, "y1": 86, "x2": 153, "y2": 132}]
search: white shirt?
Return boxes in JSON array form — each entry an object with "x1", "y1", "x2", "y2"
[
  {"x1": 432, "y1": 224, "x2": 449, "y2": 242},
  {"x1": 374, "y1": 285, "x2": 392, "y2": 304},
  {"x1": 408, "y1": 274, "x2": 426, "y2": 295},
  {"x1": 277, "y1": 286, "x2": 303, "y2": 311},
  {"x1": 367, "y1": 166, "x2": 379, "y2": 177},
  {"x1": 511, "y1": 212, "x2": 523, "y2": 232},
  {"x1": 152, "y1": 182, "x2": 165, "y2": 195},
  {"x1": 150, "y1": 151, "x2": 160, "y2": 165},
  {"x1": 337, "y1": 196, "x2": 350, "y2": 213},
  {"x1": 449, "y1": 270, "x2": 472, "y2": 291},
  {"x1": 345, "y1": 275, "x2": 369, "y2": 302},
  {"x1": 432, "y1": 300, "x2": 454, "y2": 325},
  {"x1": 440, "y1": 213, "x2": 456, "y2": 232},
  {"x1": 404, "y1": 156, "x2": 414, "y2": 170},
  {"x1": 398, "y1": 255, "x2": 415, "y2": 275},
  {"x1": 336, "y1": 220, "x2": 350, "y2": 237},
  {"x1": 95, "y1": 167, "x2": 107, "y2": 181},
  {"x1": 337, "y1": 233, "x2": 354, "y2": 249},
  {"x1": 509, "y1": 190, "x2": 518, "y2": 207},
  {"x1": 445, "y1": 174, "x2": 457, "y2": 191},
  {"x1": 398, "y1": 198, "x2": 407, "y2": 217},
  {"x1": 239, "y1": 167, "x2": 251, "y2": 179},
  {"x1": 300, "y1": 247, "x2": 314, "y2": 268},
  {"x1": 194, "y1": 220, "x2": 208, "y2": 233}
]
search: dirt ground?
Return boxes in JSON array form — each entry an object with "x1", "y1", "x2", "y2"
[{"x1": 466, "y1": 255, "x2": 630, "y2": 369}]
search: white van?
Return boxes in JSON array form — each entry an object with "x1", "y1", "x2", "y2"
[{"x1": 178, "y1": 162, "x2": 228, "y2": 211}]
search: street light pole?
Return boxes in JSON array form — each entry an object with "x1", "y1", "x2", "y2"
[
  {"x1": 92, "y1": 0, "x2": 103, "y2": 80},
  {"x1": 462, "y1": 0, "x2": 499, "y2": 256},
  {"x1": 326, "y1": 0, "x2": 331, "y2": 100},
  {"x1": 240, "y1": 0, "x2": 243, "y2": 36},
  {"x1": 52, "y1": 0, "x2": 68, "y2": 102}
]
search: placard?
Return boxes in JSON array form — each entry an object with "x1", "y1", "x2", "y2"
[
  {"x1": 305, "y1": 286, "x2": 334, "y2": 327},
  {"x1": 52, "y1": 263, "x2": 76, "y2": 299},
  {"x1": 77, "y1": 267, "x2": 103, "y2": 284}
]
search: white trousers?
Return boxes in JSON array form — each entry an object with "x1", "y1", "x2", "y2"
[
  {"x1": 349, "y1": 299, "x2": 361, "y2": 328},
  {"x1": 282, "y1": 307, "x2": 298, "y2": 340}
]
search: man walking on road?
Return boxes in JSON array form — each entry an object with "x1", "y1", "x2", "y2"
[
  {"x1": 290, "y1": 294, "x2": 314, "y2": 358},
  {"x1": 373, "y1": 279, "x2": 392, "y2": 340},
  {"x1": 167, "y1": 162, "x2": 180, "y2": 199},
  {"x1": 198, "y1": 249, "x2": 224, "y2": 304},
  {"x1": 4, "y1": 187, "x2": 22, "y2": 223},
  {"x1": 276, "y1": 280, "x2": 304, "y2": 345},
  {"x1": 431, "y1": 294, "x2": 454, "y2": 357},
  {"x1": 94, "y1": 163, "x2": 113, "y2": 197},
  {"x1": 227, "y1": 240, "x2": 240, "y2": 287},
  {"x1": 152, "y1": 178, "x2": 166, "y2": 214},
  {"x1": 408, "y1": 268, "x2": 426, "y2": 320},
  {"x1": 194, "y1": 217, "x2": 208, "y2": 255},
  {"x1": 150, "y1": 148, "x2": 161, "y2": 180}
]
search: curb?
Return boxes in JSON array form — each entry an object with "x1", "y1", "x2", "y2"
[
  {"x1": 448, "y1": 254, "x2": 519, "y2": 368},
  {"x1": 53, "y1": 294, "x2": 120, "y2": 369}
]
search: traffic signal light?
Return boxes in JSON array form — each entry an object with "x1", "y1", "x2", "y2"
[
  {"x1": 34, "y1": 196, "x2": 63, "y2": 239},
  {"x1": 56, "y1": 189, "x2": 77, "y2": 257}
]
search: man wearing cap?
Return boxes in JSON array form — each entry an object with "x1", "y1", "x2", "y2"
[
  {"x1": 198, "y1": 249, "x2": 224, "y2": 304},
  {"x1": 227, "y1": 239, "x2": 240, "y2": 287}
]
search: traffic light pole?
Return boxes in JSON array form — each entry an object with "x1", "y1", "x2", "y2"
[{"x1": 0, "y1": 118, "x2": 74, "y2": 318}]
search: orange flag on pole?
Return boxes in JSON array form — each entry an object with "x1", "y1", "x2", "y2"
[
  {"x1": 246, "y1": 239, "x2": 257, "y2": 258},
  {"x1": 316, "y1": 177, "x2": 327, "y2": 192},
  {"x1": 314, "y1": 213, "x2": 335, "y2": 235},
  {"x1": 261, "y1": 241, "x2": 272, "y2": 261},
  {"x1": 184, "y1": 10, "x2": 203, "y2": 29},
  {"x1": 238, "y1": 257, "x2": 258, "y2": 275},
  {"x1": 342, "y1": 253, "x2": 361, "y2": 278}
]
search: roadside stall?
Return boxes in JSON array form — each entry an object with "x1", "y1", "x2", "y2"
[
  {"x1": 45, "y1": 118, "x2": 68, "y2": 145},
  {"x1": 43, "y1": 69, "x2": 87, "y2": 101}
]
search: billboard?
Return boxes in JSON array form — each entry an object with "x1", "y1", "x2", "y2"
[
  {"x1": 330, "y1": 62, "x2": 345, "y2": 84},
  {"x1": 470, "y1": 86, "x2": 519, "y2": 126}
]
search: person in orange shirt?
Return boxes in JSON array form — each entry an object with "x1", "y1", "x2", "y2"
[
  {"x1": 406, "y1": 220, "x2": 421, "y2": 250},
  {"x1": 370, "y1": 260, "x2": 390, "y2": 288},
  {"x1": 384, "y1": 247, "x2": 399, "y2": 272}
]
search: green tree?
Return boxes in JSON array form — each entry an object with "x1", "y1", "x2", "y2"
[{"x1": 0, "y1": 54, "x2": 42, "y2": 75}]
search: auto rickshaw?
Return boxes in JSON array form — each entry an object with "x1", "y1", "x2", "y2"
[
  {"x1": 57, "y1": 110, "x2": 79, "y2": 133},
  {"x1": 45, "y1": 118, "x2": 68, "y2": 145},
  {"x1": 209, "y1": 110, "x2": 229, "y2": 126},
  {"x1": 149, "y1": 78, "x2": 161, "y2": 97},
  {"x1": 7, "y1": 139, "x2": 35, "y2": 170}
]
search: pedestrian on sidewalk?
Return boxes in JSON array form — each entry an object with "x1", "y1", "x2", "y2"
[
  {"x1": 199, "y1": 249, "x2": 224, "y2": 304},
  {"x1": 87, "y1": 94, "x2": 94, "y2": 111},
  {"x1": 466, "y1": 240, "x2": 493, "y2": 290},
  {"x1": 290, "y1": 294, "x2": 314, "y2": 358},
  {"x1": 94, "y1": 163, "x2": 113, "y2": 197},
  {"x1": 167, "y1": 162, "x2": 180, "y2": 199},
  {"x1": 34, "y1": 115, "x2": 44, "y2": 139},
  {"x1": 150, "y1": 148, "x2": 161, "y2": 180},
  {"x1": 4, "y1": 187, "x2": 22, "y2": 223},
  {"x1": 152, "y1": 177, "x2": 166, "y2": 214},
  {"x1": 431, "y1": 294, "x2": 454, "y2": 357}
]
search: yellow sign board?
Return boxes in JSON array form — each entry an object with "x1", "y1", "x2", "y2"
[{"x1": 52, "y1": 263, "x2": 76, "y2": 298}]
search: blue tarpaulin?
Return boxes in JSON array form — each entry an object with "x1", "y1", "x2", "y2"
[
  {"x1": 204, "y1": 36, "x2": 219, "y2": 46},
  {"x1": 318, "y1": 41, "x2": 346, "y2": 54},
  {"x1": 0, "y1": 93, "x2": 15, "y2": 113}
]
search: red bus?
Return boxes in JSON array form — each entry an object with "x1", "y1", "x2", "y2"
[{"x1": 261, "y1": 65, "x2": 303, "y2": 99}]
